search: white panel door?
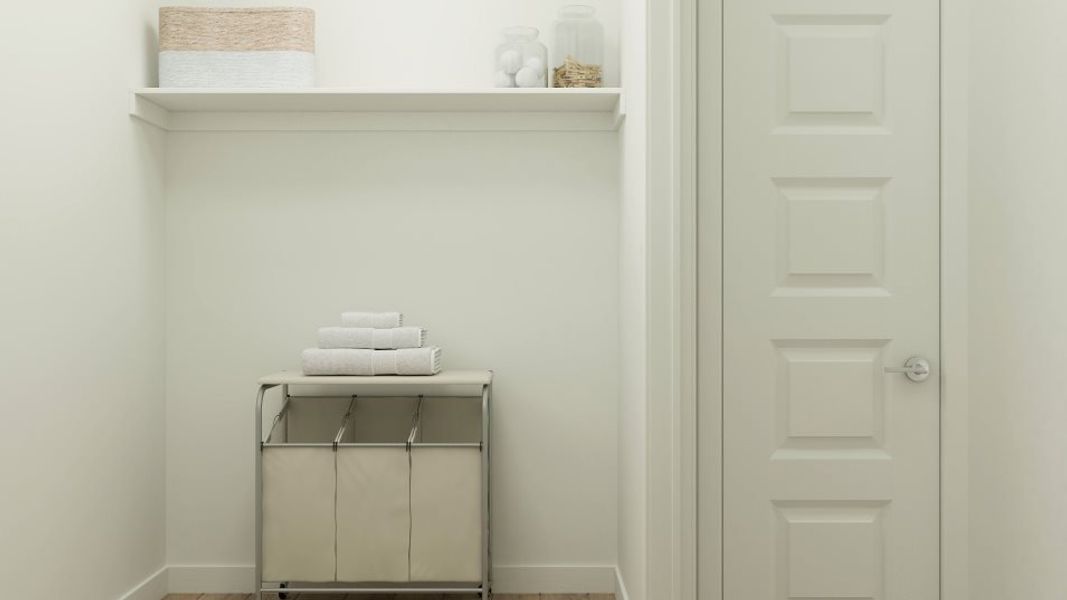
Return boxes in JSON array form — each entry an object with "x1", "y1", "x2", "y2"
[{"x1": 722, "y1": 0, "x2": 940, "y2": 597}]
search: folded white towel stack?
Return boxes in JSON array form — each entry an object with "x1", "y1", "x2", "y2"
[
  {"x1": 301, "y1": 311, "x2": 441, "y2": 376},
  {"x1": 318, "y1": 326, "x2": 426, "y2": 350},
  {"x1": 302, "y1": 348, "x2": 441, "y2": 376}
]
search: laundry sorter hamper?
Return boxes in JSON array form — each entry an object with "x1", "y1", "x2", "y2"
[{"x1": 254, "y1": 370, "x2": 492, "y2": 599}]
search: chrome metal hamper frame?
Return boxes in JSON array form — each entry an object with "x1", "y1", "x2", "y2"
[{"x1": 254, "y1": 370, "x2": 493, "y2": 599}]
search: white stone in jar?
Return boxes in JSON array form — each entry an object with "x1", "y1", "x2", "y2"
[
  {"x1": 494, "y1": 70, "x2": 515, "y2": 88},
  {"x1": 524, "y1": 56, "x2": 544, "y2": 73},
  {"x1": 515, "y1": 66, "x2": 543, "y2": 88},
  {"x1": 498, "y1": 49, "x2": 523, "y2": 75}
]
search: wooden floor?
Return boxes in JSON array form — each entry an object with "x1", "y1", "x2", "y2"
[{"x1": 157, "y1": 589, "x2": 610, "y2": 593}]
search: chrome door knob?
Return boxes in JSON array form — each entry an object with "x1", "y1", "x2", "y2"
[{"x1": 884, "y1": 356, "x2": 931, "y2": 383}]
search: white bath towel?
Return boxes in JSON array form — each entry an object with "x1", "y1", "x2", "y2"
[
  {"x1": 341, "y1": 311, "x2": 403, "y2": 328},
  {"x1": 318, "y1": 326, "x2": 425, "y2": 350},
  {"x1": 302, "y1": 347, "x2": 441, "y2": 376}
]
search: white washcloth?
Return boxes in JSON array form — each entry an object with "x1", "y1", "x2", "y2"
[
  {"x1": 302, "y1": 348, "x2": 441, "y2": 376},
  {"x1": 318, "y1": 327, "x2": 426, "y2": 350},
  {"x1": 341, "y1": 311, "x2": 403, "y2": 328}
]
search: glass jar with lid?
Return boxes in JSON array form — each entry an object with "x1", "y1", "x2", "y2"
[
  {"x1": 494, "y1": 26, "x2": 548, "y2": 88},
  {"x1": 552, "y1": 5, "x2": 604, "y2": 88}
]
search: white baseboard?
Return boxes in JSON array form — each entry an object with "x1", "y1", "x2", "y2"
[
  {"x1": 160, "y1": 564, "x2": 615, "y2": 595},
  {"x1": 614, "y1": 566, "x2": 631, "y2": 600},
  {"x1": 492, "y1": 564, "x2": 616, "y2": 594},
  {"x1": 167, "y1": 565, "x2": 254, "y2": 594},
  {"x1": 117, "y1": 566, "x2": 168, "y2": 600}
]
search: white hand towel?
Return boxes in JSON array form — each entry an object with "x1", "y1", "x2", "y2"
[
  {"x1": 341, "y1": 311, "x2": 403, "y2": 328},
  {"x1": 318, "y1": 327, "x2": 426, "y2": 350},
  {"x1": 302, "y1": 348, "x2": 441, "y2": 376}
]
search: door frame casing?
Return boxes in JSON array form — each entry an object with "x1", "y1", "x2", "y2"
[{"x1": 646, "y1": 0, "x2": 970, "y2": 597}]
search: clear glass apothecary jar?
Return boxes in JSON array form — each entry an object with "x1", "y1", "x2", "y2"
[
  {"x1": 552, "y1": 5, "x2": 604, "y2": 88},
  {"x1": 494, "y1": 26, "x2": 548, "y2": 88}
]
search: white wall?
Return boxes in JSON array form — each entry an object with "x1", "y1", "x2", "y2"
[
  {"x1": 969, "y1": 2, "x2": 1067, "y2": 598},
  {"x1": 165, "y1": 130, "x2": 621, "y2": 592},
  {"x1": 617, "y1": 0, "x2": 648, "y2": 596},
  {"x1": 0, "y1": 1, "x2": 167, "y2": 599}
]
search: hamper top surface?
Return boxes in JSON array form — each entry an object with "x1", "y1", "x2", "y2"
[{"x1": 258, "y1": 369, "x2": 492, "y2": 386}]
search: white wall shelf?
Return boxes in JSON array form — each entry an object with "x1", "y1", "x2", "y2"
[{"x1": 130, "y1": 88, "x2": 624, "y2": 132}]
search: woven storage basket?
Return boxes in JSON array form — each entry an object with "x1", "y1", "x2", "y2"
[{"x1": 158, "y1": 6, "x2": 315, "y2": 88}]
